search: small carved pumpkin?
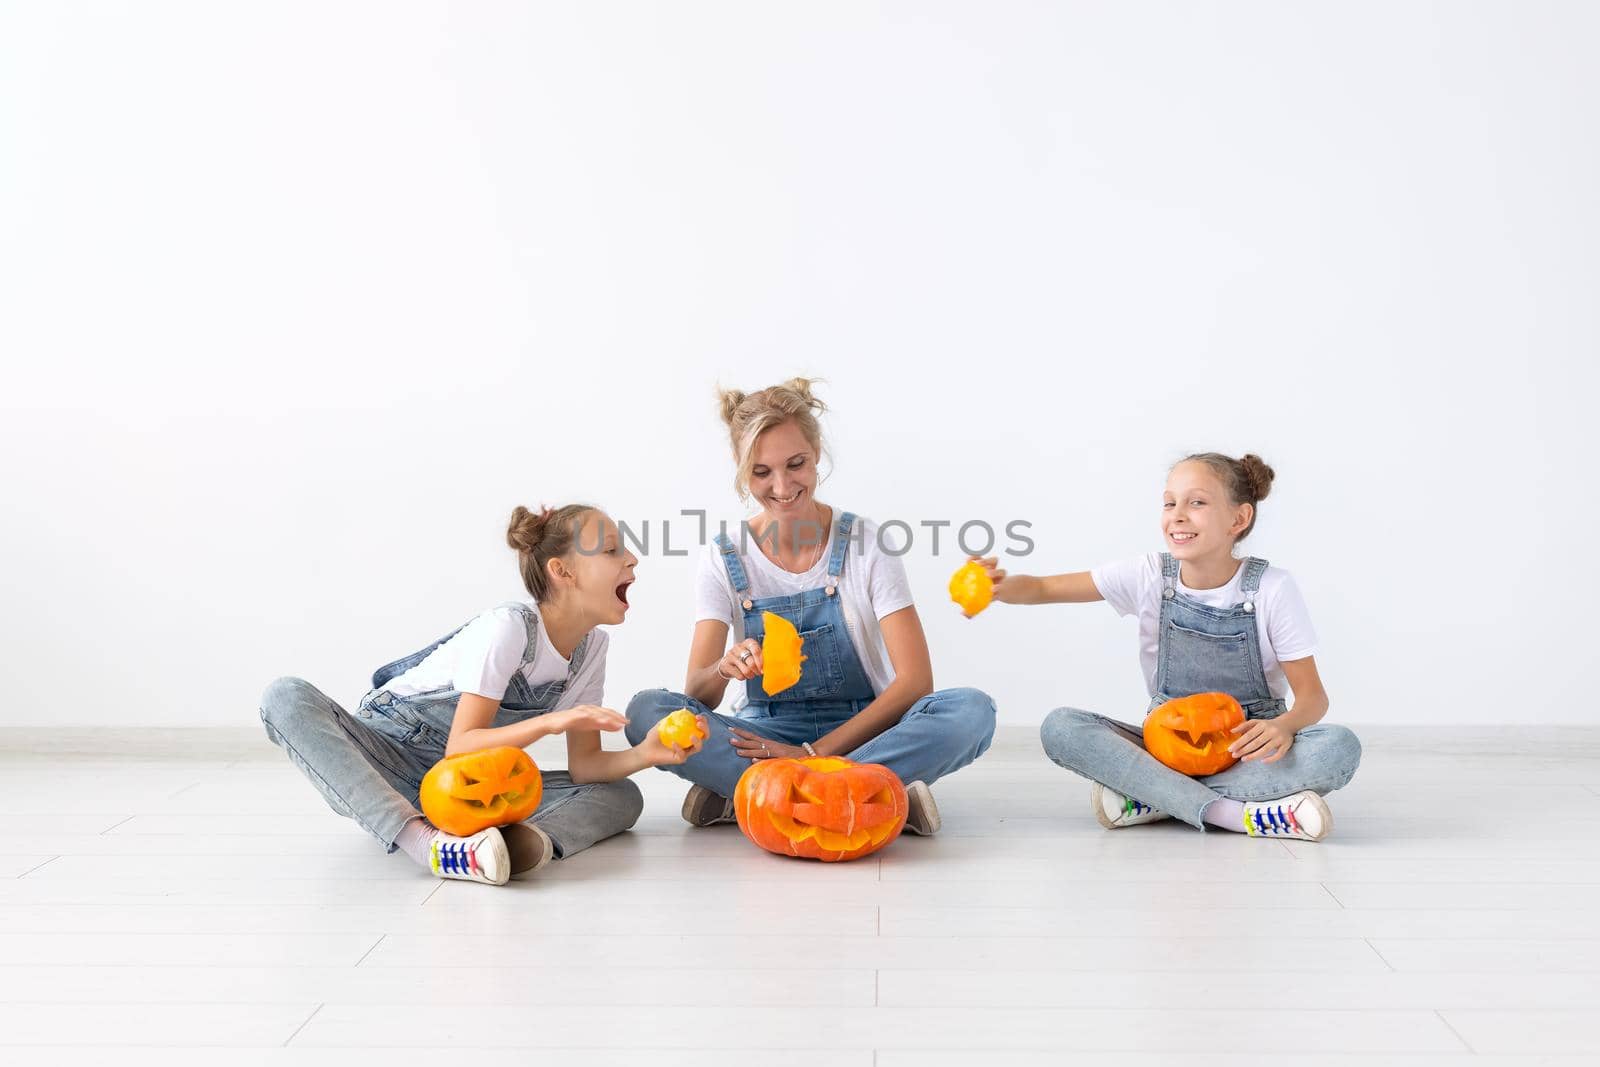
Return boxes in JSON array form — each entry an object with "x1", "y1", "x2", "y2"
[
  {"x1": 419, "y1": 746, "x2": 543, "y2": 835},
  {"x1": 948, "y1": 560, "x2": 994, "y2": 617},
  {"x1": 1143, "y1": 692, "x2": 1246, "y2": 776},
  {"x1": 658, "y1": 707, "x2": 708, "y2": 750},
  {"x1": 734, "y1": 756, "x2": 908, "y2": 862},
  {"x1": 759, "y1": 610, "x2": 807, "y2": 696}
]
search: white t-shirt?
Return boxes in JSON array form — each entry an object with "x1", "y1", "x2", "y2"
[
  {"x1": 1089, "y1": 553, "x2": 1318, "y2": 701},
  {"x1": 383, "y1": 602, "x2": 608, "y2": 710},
  {"x1": 694, "y1": 514, "x2": 916, "y2": 701}
]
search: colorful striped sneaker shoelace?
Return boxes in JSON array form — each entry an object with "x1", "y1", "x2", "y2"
[
  {"x1": 429, "y1": 839, "x2": 482, "y2": 877},
  {"x1": 1243, "y1": 803, "x2": 1301, "y2": 836}
]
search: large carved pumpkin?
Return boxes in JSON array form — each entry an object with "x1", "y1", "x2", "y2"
[
  {"x1": 759, "y1": 610, "x2": 807, "y2": 696},
  {"x1": 734, "y1": 756, "x2": 908, "y2": 862},
  {"x1": 419, "y1": 746, "x2": 543, "y2": 835},
  {"x1": 948, "y1": 560, "x2": 995, "y2": 618},
  {"x1": 1143, "y1": 692, "x2": 1246, "y2": 776}
]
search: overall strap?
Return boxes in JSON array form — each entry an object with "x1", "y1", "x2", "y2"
[
  {"x1": 1159, "y1": 552, "x2": 1179, "y2": 599},
  {"x1": 824, "y1": 512, "x2": 858, "y2": 595},
  {"x1": 1239, "y1": 557, "x2": 1269, "y2": 611},
  {"x1": 504, "y1": 601, "x2": 590, "y2": 680},
  {"x1": 715, "y1": 531, "x2": 751, "y2": 594}
]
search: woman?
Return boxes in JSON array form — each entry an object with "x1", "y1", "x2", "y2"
[
  {"x1": 260, "y1": 505, "x2": 700, "y2": 886},
  {"x1": 626, "y1": 378, "x2": 996, "y2": 835}
]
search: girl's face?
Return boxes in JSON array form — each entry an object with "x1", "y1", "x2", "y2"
[
  {"x1": 554, "y1": 511, "x2": 638, "y2": 625},
  {"x1": 748, "y1": 420, "x2": 819, "y2": 517},
  {"x1": 1162, "y1": 461, "x2": 1251, "y2": 560}
]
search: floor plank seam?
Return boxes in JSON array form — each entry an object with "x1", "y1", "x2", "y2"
[
  {"x1": 15, "y1": 857, "x2": 59, "y2": 879},
  {"x1": 1364, "y1": 938, "x2": 1397, "y2": 972},
  {"x1": 1434, "y1": 1008, "x2": 1476, "y2": 1052},
  {"x1": 1320, "y1": 883, "x2": 1347, "y2": 909},
  {"x1": 282, "y1": 1002, "x2": 323, "y2": 1047},
  {"x1": 98, "y1": 816, "x2": 136, "y2": 836},
  {"x1": 353, "y1": 934, "x2": 386, "y2": 968}
]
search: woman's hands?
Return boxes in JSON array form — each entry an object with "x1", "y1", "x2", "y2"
[
  {"x1": 716, "y1": 638, "x2": 764, "y2": 682},
  {"x1": 729, "y1": 726, "x2": 806, "y2": 762},
  {"x1": 638, "y1": 714, "x2": 711, "y2": 767},
  {"x1": 1229, "y1": 717, "x2": 1295, "y2": 763}
]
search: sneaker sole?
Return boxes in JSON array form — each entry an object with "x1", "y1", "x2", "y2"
[{"x1": 1090, "y1": 783, "x2": 1118, "y2": 829}]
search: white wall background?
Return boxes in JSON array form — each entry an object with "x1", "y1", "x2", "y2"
[{"x1": 1, "y1": 2, "x2": 1593, "y2": 729}]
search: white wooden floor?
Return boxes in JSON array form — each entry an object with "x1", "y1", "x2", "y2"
[{"x1": 2, "y1": 725, "x2": 1598, "y2": 1064}]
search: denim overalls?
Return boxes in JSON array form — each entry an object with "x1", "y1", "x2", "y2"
[
  {"x1": 1149, "y1": 553, "x2": 1285, "y2": 721},
  {"x1": 624, "y1": 511, "x2": 998, "y2": 798},
  {"x1": 357, "y1": 601, "x2": 592, "y2": 761},
  {"x1": 1040, "y1": 553, "x2": 1361, "y2": 828},
  {"x1": 723, "y1": 511, "x2": 877, "y2": 728}
]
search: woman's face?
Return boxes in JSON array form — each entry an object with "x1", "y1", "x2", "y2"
[
  {"x1": 1162, "y1": 461, "x2": 1250, "y2": 561},
  {"x1": 748, "y1": 420, "x2": 819, "y2": 518},
  {"x1": 557, "y1": 511, "x2": 638, "y2": 625}
]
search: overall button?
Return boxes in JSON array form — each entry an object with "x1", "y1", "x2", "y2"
[
  {"x1": 1244, "y1": 601, "x2": 1255, "y2": 613},
  {"x1": 1162, "y1": 588, "x2": 1175, "y2": 600},
  {"x1": 742, "y1": 598, "x2": 753, "y2": 610}
]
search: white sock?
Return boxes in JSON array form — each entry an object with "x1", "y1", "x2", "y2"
[
  {"x1": 395, "y1": 815, "x2": 440, "y2": 867},
  {"x1": 1202, "y1": 797, "x2": 1247, "y2": 833}
]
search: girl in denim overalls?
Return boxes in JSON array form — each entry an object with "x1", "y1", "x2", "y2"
[
  {"x1": 979, "y1": 453, "x2": 1360, "y2": 840},
  {"x1": 626, "y1": 379, "x2": 998, "y2": 834},
  {"x1": 260, "y1": 506, "x2": 703, "y2": 885}
]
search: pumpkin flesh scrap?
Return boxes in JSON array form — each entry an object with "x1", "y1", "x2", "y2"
[{"x1": 759, "y1": 610, "x2": 807, "y2": 696}]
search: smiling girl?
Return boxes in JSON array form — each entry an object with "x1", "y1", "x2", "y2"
[
  {"x1": 977, "y1": 453, "x2": 1360, "y2": 841},
  {"x1": 259, "y1": 505, "x2": 701, "y2": 885}
]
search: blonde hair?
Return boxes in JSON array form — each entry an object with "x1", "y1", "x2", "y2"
[
  {"x1": 716, "y1": 377, "x2": 830, "y2": 500},
  {"x1": 1175, "y1": 452, "x2": 1276, "y2": 541},
  {"x1": 506, "y1": 503, "x2": 598, "y2": 601}
]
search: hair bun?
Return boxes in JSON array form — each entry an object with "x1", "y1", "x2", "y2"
[
  {"x1": 1238, "y1": 454, "x2": 1276, "y2": 502},
  {"x1": 506, "y1": 504, "x2": 555, "y2": 553},
  {"x1": 716, "y1": 387, "x2": 748, "y2": 428}
]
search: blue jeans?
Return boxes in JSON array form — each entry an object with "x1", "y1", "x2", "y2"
[
  {"x1": 259, "y1": 677, "x2": 644, "y2": 858},
  {"x1": 626, "y1": 687, "x2": 998, "y2": 798},
  {"x1": 1039, "y1": 707, "x2": 1362, "y2": 830}
]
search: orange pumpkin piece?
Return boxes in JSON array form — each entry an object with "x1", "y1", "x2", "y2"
[
  {"x1": 948, "y1": 560, "x2": 994, "y2": 617},
  {"x1": 1143, "y1": 692, "x2": 1246, "y2": 776},
  {"x1": 734, "y1": 756, "x2": 908, "y2": 862},
  {"x1": 658, "y1": 707, "x2": 708, "y2": 750},
  {"x1": 760, "y1": 610, "x2": 807, "y2": 696},
  {"x1": 419, "y1": 746, "x2": 544, "y2": 836}
]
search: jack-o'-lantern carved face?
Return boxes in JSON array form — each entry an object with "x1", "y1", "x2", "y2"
[
  {"x1": 1144, "y1": 692, "x2": 1246, "y2": 776},
  {"x1": 419, "y1": 746, "x2": 544, "y2": 836},
  {"x1": 734, "y1": 756, "x2": 907, "y2": 862}
]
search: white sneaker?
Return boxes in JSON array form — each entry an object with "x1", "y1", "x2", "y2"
[
  {"x1": 1242, "y1": 791, "x2": 1332, "y2": 842},
  {"x1": 1092, "y1": 783, "x2": 1170, "y2": 829},
  {"x1": 902, "y1": 781, "x2": 942, "y2": 836},
  {"x1": 427, "y1": 827, "x2": 510, "y2": 885}
]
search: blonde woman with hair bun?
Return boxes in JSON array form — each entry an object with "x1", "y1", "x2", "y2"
[{"x1": 625, "y1": 378, "x2": 997, "y2": 835}]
